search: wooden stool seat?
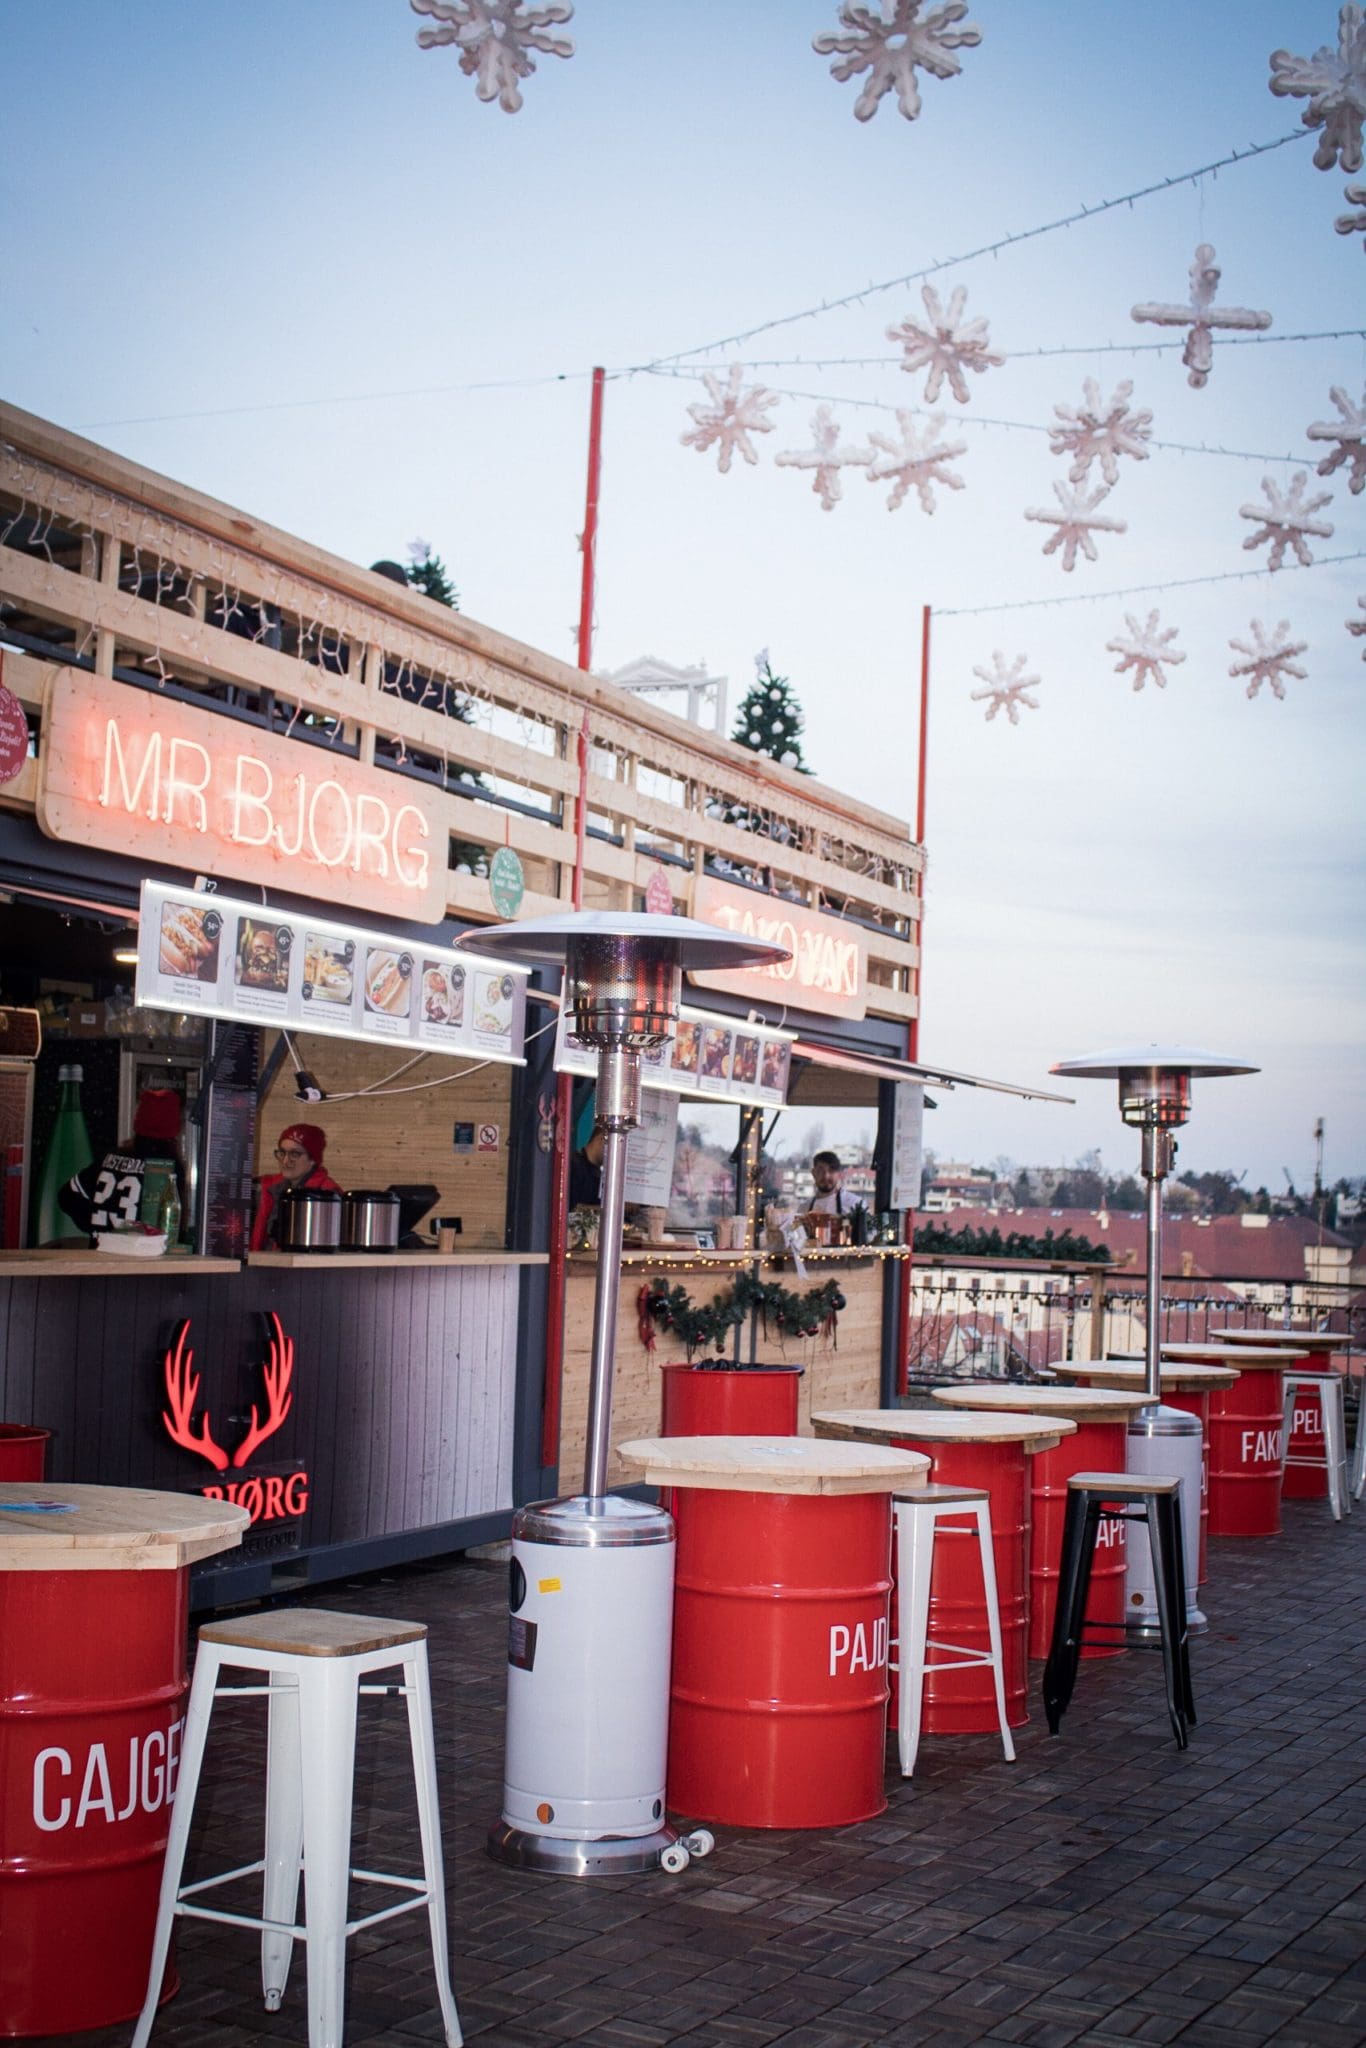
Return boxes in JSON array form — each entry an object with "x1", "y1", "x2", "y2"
[
  {"x1": 199, "y1": 1609, "x2": 428, "y2": 1658},
  {"x1": 899, "y1": 1482, "x2": 990, "y2": 1507},
  {"x1": 1069, "y1": 1471, "x2": 1179, "y2": 1495}
]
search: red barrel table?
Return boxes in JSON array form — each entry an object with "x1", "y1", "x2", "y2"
[
  {"x1": 616, "y1": 1434, "x2": 928, "y2": 1830},
  {"x1": 1161, "y1": 1343, "x2": 1305, "y2": 1537},
  {"x1": 0, "y1": 1429, "x2": 50, "y2": 1482},
  {"x1": 660, "y1": 1364, "x2": 801, "y2": 1438},
  {"x1": 0, "y1": 1482, "x2": 247, "y2": 2038},
  {"x1": 1051, "y1": 1358, "x2": 1239, "y2": 1585},
  {"x1": 1213, "y1": 1329, "x2": 1353, "y2": 1500},
  {"x1": 812, "y1": 1409, "x2": 1072, "y2": 1734},
  {"x1": 930, "y1": 1385, "x2": 1153, "y2": 1661}
]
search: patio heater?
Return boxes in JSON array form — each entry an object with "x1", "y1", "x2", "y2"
[
  {"x1": 1051, "y1": 1045, "x2": 1258, "y2": 1634},
  {"x1": 459, "y1": 911, "x2": 790, "y2": 1877}
]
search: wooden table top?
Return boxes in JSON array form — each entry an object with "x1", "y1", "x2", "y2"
[
  {"x1": 1161, "y1": 1343, "x2": 1303, "y2": 1369},
  {"x1": 615, "y1": 1435, "x2": 930, "y2": 1495},
  {"x1": 0, "y1": 1483, "x2": 249, "y2": 1572},
  {"x1": 812, "y1": 1409, "x2": 1073, "y2": 1454},
  {"x1": 1211, "y1": 1328, "x2": 1353, "y2": 1350},
  {"x1": 931, "y1": 1384, "x2": 1154, "y2": 1422},
  {"x1": 1051, "y1": 1359, "x2": 1239, "y2": 1390}
]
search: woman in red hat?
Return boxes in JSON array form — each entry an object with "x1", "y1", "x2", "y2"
[{"x1": 250, "y1": 1122, "x2": 342, "y2": 1250}]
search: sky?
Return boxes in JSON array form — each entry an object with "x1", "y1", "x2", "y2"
[{"x1": 4, "y1": 1, "x2": 1363, "y2": 1193}]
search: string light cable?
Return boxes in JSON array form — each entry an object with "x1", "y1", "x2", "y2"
[
  {"x1": 312, "y1": 1012, "x2": 559, "y2": 1103},
  {"x1": 937, "y1": 547, "x2": 1366, "y2": 619}
]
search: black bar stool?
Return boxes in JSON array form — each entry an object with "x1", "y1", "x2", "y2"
[{"x1": 1042, "y1": 1472, "x2": 1195, "y2": 1750}]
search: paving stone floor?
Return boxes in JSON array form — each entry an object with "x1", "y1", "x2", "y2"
[{"x1": 78, "y1": 1496, "x2": 1363, "y2": 2048}]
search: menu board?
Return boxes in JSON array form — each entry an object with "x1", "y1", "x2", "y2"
[
  {"x1": 554, "y1": 1002, "x2": 793, "y2": 1110},
  {"x1": 136, "y1": 881, "x2": 528, "y2": 1067},
  {"x1": 889, "y1": 1080, "x2": 924, "y2": 1212}
]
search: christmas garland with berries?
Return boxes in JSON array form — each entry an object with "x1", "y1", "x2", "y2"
[{"x1": 638, "y1": 1269, "x2": 847, "y2": 1361}]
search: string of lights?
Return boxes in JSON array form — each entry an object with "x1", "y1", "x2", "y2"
[
  {"x1": 639, "y1": 330, "x2": 1366, "y2": 377},
  {"x1": 635, "y1": 130, "x2": 1310, "y2": 372},
  {"x1": 937, "y1": 547, "x2": 1366, "y2": 619}
]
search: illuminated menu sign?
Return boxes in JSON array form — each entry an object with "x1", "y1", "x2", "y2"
[
  {"x1": 135, "y1": 881, "x2": 527, "y2": 1066},
  {"x1": 554, "y1": 1001, "x2": 793, "y2": 1109},
  {"x1": 38, "y1": 669, "x2": 446, "y2": 924},
  {"x1": 688, "y1": 877, "x2": 868, "y2": 1021}
]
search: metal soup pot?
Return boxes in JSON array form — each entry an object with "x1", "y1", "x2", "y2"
[
  {"x1": 276, "y1": 1184, "x2": 341, "y2": 1253},
  {"x1": 340, "y1": 1189, "x2": 400, "y2": 1253}
]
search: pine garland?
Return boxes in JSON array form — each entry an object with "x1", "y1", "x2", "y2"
[
  {"x1": 912, "y1": 1221, "x2": 1111, "y2": 1264},
  {"x1": 640, "y1": 1271, "x2": 847, "y2": 1362}
]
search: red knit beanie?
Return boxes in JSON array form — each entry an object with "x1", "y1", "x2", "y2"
[
  {"x1": 279, "y1": 1122, "x2": 327, "y2": 1165},
  {"x1": 133, "y1": 1089, "x2": 182, "y2": 1142}
]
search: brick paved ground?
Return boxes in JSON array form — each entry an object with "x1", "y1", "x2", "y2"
[{"x1": 79, "y1": 1496, "x2": 1363, "y2": 2048}]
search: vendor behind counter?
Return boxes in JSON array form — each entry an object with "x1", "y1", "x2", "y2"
[{"x1": 251, "y1": 1122, "x2": 341, "y2": 1249}]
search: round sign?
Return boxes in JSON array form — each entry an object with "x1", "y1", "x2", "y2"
[
  {"x1": 645, "y1": 867, "x2": 674, "y2": 916},
  {"x1": 489, "y1": 846, "x2": 525, "y2": 919},
  {"x1": 0, "y1": 685, "x2": 29, "y2": 786}
]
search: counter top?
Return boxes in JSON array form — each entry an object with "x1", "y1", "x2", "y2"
[
  {"x1": 0, "y1": 1482, "x2": 249, "y2": 1572},
  {"x1": 249, "y1": 1249, "x2": 549, "y2": 1270},
  {"x1": 0, "y1": 1250, "x2": 241, "y2": 1278},
  {"x1": 615, "y1": 1434, "x2": 930, "y2": 1495},
  {"x1": 568, "y1": 1245, "x2": 908, "y2": 1267},
  {"x1": 813, "y1": 1408, "x2": 1074, "y2": 1455}
]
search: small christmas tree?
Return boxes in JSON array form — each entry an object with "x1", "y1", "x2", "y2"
[
  {"x1": 406, "y1": 538, "x2": 460, "y2": 612},
  {"x1": 730, "y1": 650, "x2": 812, "y2": 774}
]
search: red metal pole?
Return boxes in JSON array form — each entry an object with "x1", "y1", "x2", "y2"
[
  {"x1": 898, "y1": 604, "x2": 931, "y2": 1395},
  {"x1": 541, "y1": 368, "x2": 605, "y2": 1472}
]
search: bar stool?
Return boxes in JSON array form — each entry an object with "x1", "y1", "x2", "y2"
[
  {"x1": 1042, "y1": 1474, "x2": 1195, "y2": 1751},
  {"x1": 1281, "y1": 1371, "x2": 1351, "y2": 1520},
  {"x1": 893, "y1": 1486, "x2": 1015, "y2": 1776},
  {"x1": 132, "y1": 1608, "x2": 462, "y2": 2048}
]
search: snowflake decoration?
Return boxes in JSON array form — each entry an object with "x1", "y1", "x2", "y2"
[
  {"x1": 1306, "y1": 385, "x2": 1366, "y2": 494},
  {"x1": 888, "y1": 284, "x2": 1004, "y2": 404},
  {"x1": 1349, "y1": 595, "x2": 1366, "y2": 656},
  {"x1": 1239, "y1": 472, "x2": 1334, "y2": 570},
  {"x1": 865, "y1": 410, "x2": 967, "y2": 512},
  {"x1": 1105, "y1": 610, "x2": 1186, "y2": 692},
  {"x1": 774, "y1": 405, "x2": 871, "y2": 509},
  {"x1": 1336, "y1": 179, "x2": 1366, "y2": 245},
  {"x1": 1131, "y1": 244, "x2": 1272, "y2": 389},
  {"x1": 411, "y1": 0, "x2": 574, "y2": 114},
  {"x1": 1228, "y1": 620, "x2": 1307, "y2": 700},
  {"x1": 1269, "y1": 5, "x2": 1366, "y2": 172},
  {"x1": 1024, "y1": 481, "x2": 1127, "y2": 571},
  {"x1": 970, "y1": 651, "x2": 1041, "y2": 725},
  {"x1": 680, "y1": 366, "x2": 780, "y2": 473},
  {"x1": 1048, "y1": 379, "x2": 1153, "y2": 486},
  {"x1": 813, "y1": 1, "x2": 982, "y2": 124}
]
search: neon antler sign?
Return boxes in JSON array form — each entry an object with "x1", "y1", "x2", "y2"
[{"x1": 161, "y1": 1313, "x2": 307, "y2": 1525}]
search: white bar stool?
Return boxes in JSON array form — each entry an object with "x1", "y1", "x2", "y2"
[
  {"x1": 1281, "y1": 1372, "x2": 1351, "y2": 1520},
  {"x1": 132, "y1": 1608, "x2": 462, "y2": 2048},
  {"x1": 893, "y1": 1485, "x2": 1015, "y2": 1777}
]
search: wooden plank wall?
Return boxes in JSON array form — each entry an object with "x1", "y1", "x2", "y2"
[
  {"x1": 560, "y1": 1256, "x2": 886, "y2": 1486},
  {"x1": 257, "y1": 1032, "x2": 514, "y2": 1247}
]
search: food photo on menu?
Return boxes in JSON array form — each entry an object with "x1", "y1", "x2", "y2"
[
  {"x1": 235, "y1": 917, "x2": 292, "y2": 994},
  {"x1": 671, "y1": 1020, "x2": 699, "y2": 1073},
  {"x1": 473, "y1": 970, "x2": 514, "y2": 1040},
  {"x1": 158, "y1": 900, "x2": 222, "y2": 983},
  {"x1": 732, "y1": 1033, "x2": 759, "y2": 1087},
  {"x1": 421, "y1": 959, "x2": 466, "y2": 1027},
  {"x1": 761, "y1": 1039, "x2": 791, "y2": 1094},
  {"x1": 700, "y1": 1025, "x2": 733, "y2": 1080},
  {"x1": 364, "y1": 946, "x2": 413, "y2": 1019},
  {"x1": 302, "y1": 932, "x2": 355, "y2": 1008}
]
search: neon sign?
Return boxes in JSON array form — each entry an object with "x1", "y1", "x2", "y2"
[
  {"x1": 38, "y1": 668, "x2": 445, "y2": 923},
  {"x1": 689, "y1": 877, "x2": 868, "y2": 1020},
  {"x1": 161, "y1": 1313, "x2": 309, "y2": 1526}
]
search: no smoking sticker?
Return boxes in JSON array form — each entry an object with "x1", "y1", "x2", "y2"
[{"x1": 477, "y1": 1123, "x2": 500, "y2": 1153}]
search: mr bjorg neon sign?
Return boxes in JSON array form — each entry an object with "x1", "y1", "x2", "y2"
[{"x1": 161, "y1": 1313, "x2": 309, "y2": 1524}]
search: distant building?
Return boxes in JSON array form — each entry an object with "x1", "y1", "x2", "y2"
[
  {"x1": 600, "y1": 655, "x2": 728, "y2": 734},
  {"x1": 922, "y1": 1161, "x2": 1000, "y2": 1213}
]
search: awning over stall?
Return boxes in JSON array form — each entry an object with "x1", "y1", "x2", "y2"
[{"x1": 787, "y1": 1040, "x2": 1073, "y2": 1109}]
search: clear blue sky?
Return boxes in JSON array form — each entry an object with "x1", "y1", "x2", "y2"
[{"x1": 4, "y1": 2, "x2": 1362, "y2": 1189}]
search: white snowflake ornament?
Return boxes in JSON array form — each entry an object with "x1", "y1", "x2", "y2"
[
  {"x1": 1239, "y1": 472, "x2": 1334, "y2": 571},
  {"x1": 1228, "y1": 620, "x2": 1307, "y2": 700},
  {"x1": 774, "y1": 405, "x2": 871, "y2": 510},
  {"x1": 1132, "y1": 244, "x2": 1272, "y2": 389},
  {"x1": 1336, "y1": 179, "x2": 1366, "y2": 246},
  {"x1": 970, "y1": 651, "x2": 1041, "y2": 725},
  {"x1": 1105, "y1": 611, "x2": 1186, "y2": 692},
  {"x1": 1348, "y1": 595, "x2": 1366, "y2": 655},
  {"x1": 1048, "y1": 379, "x2": 1153, "y2": 486},
  {"x1": 1269, "y1": 5, "x2": 1366, "y2": 172},
  {"x1": 411, "y1": 0, "x2": 574, "y2": 114},
  {"x1": 889, "y1": 284, "x2": 1004, "y2": 404},
  {"x1": 680, "y1": 366, "x2": 779, "y2": 473},
  {"x1": 1306, "y1": 385, "x2": 1366, "y2": 493},
  {"x1": 813, "y1": 1, "x2": 982, "y2": 124},
  {"x1": 1024, "y1": 481, "x2": 1127, "y2": 572},
  {"x1": 865, "y1": 410, "x2": 967, "y2": 512}
]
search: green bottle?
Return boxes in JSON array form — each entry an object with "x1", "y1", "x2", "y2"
[
  {"x1": 158, "y1": 1173, "x2": 182, "y2": 1249},
  {"x1": 35, "y1": 1063, "x2": 94, "y2": 1249}
]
